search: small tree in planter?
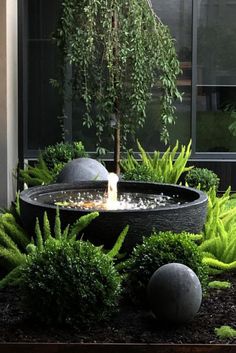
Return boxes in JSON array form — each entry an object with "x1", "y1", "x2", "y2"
[{"x1": 53, "y1": 0, "x2": 182, "y2": 173}]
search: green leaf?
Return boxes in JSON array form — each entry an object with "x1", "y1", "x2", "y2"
[
  {"x1": 68, "y1": 212, "x2": 99, "y2": 240},
  {"x1": 107, "y1": 225, "x2": 129, "y2": 259}
]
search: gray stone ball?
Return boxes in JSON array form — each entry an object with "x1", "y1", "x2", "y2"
[
  {"x1": 56, "y1": 158, "x2": 109, "y2": 183},
  {"x1": 147, "y1": 263, "x2": 202, "y2": 324}
]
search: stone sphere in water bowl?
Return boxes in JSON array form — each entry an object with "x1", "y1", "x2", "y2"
[
  {"x1": 56, "y1": 158, "x2": 109, "y2": 183},
  {"x1": 147, "y1": 263, "x2": 202, "y2": 324}
]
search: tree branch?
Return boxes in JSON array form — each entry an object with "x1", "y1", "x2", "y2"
[{"x1": 145, "y1": 0, "x2": 163, "y2": 25}]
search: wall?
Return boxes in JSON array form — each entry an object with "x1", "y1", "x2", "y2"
[{"x1": 0, "y1": 0, "x2": 18, "y2": 207}]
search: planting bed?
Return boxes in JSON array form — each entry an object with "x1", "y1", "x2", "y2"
[{"x1": 0, "y1": 274, "x2": 235, "y2": 345}]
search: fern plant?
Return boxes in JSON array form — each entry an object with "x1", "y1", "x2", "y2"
[
  {"x1": 200, "y1": 187, "x2": 236, "y2": 273},
  {"x1": 0, "y1": 212, "x2": 29, "y2": 269},
  {"x1": 121, "y1": 140, "x2": 192, "y2": 184},
  {"x1": 0, "y1": 209, "x2": 129, "y2": 289},
  {"x1": 19, "y1": 156, "x2": 54, "y2": 187},
  {"x1": 203, "y1": 187, "x2": 236, "y2": 241}
]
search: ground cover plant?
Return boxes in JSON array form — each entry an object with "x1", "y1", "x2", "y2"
[
  {"x1": 215, "y1": 326, "x2": 236, "y2": 340},
  {"x1": 208, "y1": 280, "x2": 231, "y2": 289}
]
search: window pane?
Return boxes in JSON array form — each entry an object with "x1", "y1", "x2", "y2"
[
  {"x1": 26, "y1": 0, "x2": 62, "y2": 151},
  {"x1": 147, "y1": 0, "x2": 192, "y2": 150},
  {"x1": 196, "y1": 0, "x2": 236, "y2": 152},
  {"x1": 197, "y1": 0, "x2": 236, "y2": 86}
]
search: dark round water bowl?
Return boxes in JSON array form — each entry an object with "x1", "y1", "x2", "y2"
[{"x1": 19, "y1": 182, "x2": 208, "y2": 252}]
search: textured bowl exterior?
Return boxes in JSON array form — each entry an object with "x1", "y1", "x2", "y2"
[{"x1": 20, "y1": 181, "x2": 208, "y2": 251}]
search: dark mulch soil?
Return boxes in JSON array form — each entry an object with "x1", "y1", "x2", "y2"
[{"x1": 0, "y1": 274, "x2": 235, "y2": 344}]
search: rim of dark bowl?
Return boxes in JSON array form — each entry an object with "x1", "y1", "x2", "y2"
[{"x1": 19, "y1": 181, "x2": 208, "y2": 214}]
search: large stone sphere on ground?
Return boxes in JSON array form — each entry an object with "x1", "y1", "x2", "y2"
[
  {"x1": 147, "y1": 263, "x2": 202, "y2": 324},
  {"x1": 56, "y1": 158, "x2": 109, "y2": 183}
]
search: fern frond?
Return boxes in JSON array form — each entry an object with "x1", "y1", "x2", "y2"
[
  {"x1": 68, "y1": 212, "x2": 99, "y2": 240},
  {"x1": 0, "y1": 246, "x2": 26, "y2": 269},
  {"x1": 43, "y1": 212, "x2": 52, "y2": 240},
  {"x1": 0, "y1": 228, "x2": 21, "y2": 253},
  {"x1": 19, "y1": 155, "x2": 53, "y2": 186},
  {"x1": 54, "y1": 208, "x2": 62, "y2": 239},
  {"x1": 14, "y1": 191, "x2": 21, "y2": 217},
  {"x1": 107, "y1": 225, "x2": 129, "y2": 259},
  {"x1": 202, "y1": 256, "x2": 236, "y2": 271},
  {"x1": 223, "y1": 233, "x2": 236, "y2": 263},
  {"x1": 35, "y1": 218, "x2": 43, "y2": 250},
  {"x1": 137, "y1": 140, "x2": 152, "y2": 169},
  {"x1": 62, "y1": 224, "x2": 70, "y2": 239},
  {"x1": 0, "y1": 266, "x2": 24, "y2": 289},
  {"x1": 0, "y1": 213, "x2": 29, "y2": 248}
]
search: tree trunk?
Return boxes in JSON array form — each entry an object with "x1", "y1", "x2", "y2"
[
  {"x1": 112, "y1": 10, "x2": 120, "y2": 175},
  {"x1": 114, "y1": 113, "x2": 121, "y2": 175}
]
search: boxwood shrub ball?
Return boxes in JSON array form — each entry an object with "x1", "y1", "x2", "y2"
[
  {"x1": 56, "y1": 158, "x2": 109, "y2": 183},
  {"x1": 147, "y1": 263, "x2": 202, "y2": 324}
]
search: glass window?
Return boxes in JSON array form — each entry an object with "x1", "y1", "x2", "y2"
[
  {"x1": 196, "y1": 0, "x2": 236, "y2": 152},
  {"x1": 26, "y1": 0, "x2": 62, "y2": 151},
  {"x1": 147, "y1": 0, "x2": 192, "y2": 150}
]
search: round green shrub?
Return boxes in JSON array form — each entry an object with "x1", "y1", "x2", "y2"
[
  {"x1": 123, "y1": 231, "x2": 208, "y2": 304},
  {"x1": 20, "y1": 239, "x2": 121, "y2": 325},
  {"x1": 185, "y1": 167, "x2": 220, "y2": 192},
  {"x1": 123, "y1": 164, "x2": 164, "y2": 183},
  {"x1": 41, "y1": 141, "x2": 87, "y2": 170}
]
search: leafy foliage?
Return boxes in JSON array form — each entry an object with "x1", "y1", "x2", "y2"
[
  {"x1": 123, "y1": 231, "x2": 208, "y2": 304},
  {"x1": 208, "y1": 280, "x2": 231, "y2": 290},
  {"x1": 41, "y1": 141, "x2": 87, "y2": 170},
  {"x1": 200, "y1": 187, "x2": 236, "y2": 273},
  {"x1": 0, "y1": 210, "x2": 99, "y2": 288},
  {"x1": 107, "y1": 225, "x2": 129, "y2": 259},
  {"x1": 203, "y1": 187, "x2": 234, "y2": 241},
  {"x1": 19, "y1": 156, "x2": 54, "y2": 187},
  {"x1": 185, "y1": 167, "x2": 220, "y2": 192},
  {"x1": 19, "y1": 141, "x2": 87, "y2": 186},
  {"x1": 215, "y1": 326, "x2": 236, "y2": 339},
  {"x1": 53, "y1": 0, "x2": 181, "y2": 155},
  {"x1": 121, "y1": 140, "x2": 192, "y2": 184},
  {"x1": 0, "y1": 206, "x2": 129, "y2": 290},
  {"x1": 0, "y1": 213, "x2": 29, "y2": 272},
  {"x1": 20, "y1": 238, "x2": 121, "y2": 325}
]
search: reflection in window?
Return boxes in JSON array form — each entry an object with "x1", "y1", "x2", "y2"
[
  {"x1": 196, "y1": 0, "x2": 236, "y2": 152},
  {"x1": 27, "y1": 0, "x2": 61, "y2": 151},
  {"x1": 197, "y1": 0, "x2": 236, "y2": 86}
]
